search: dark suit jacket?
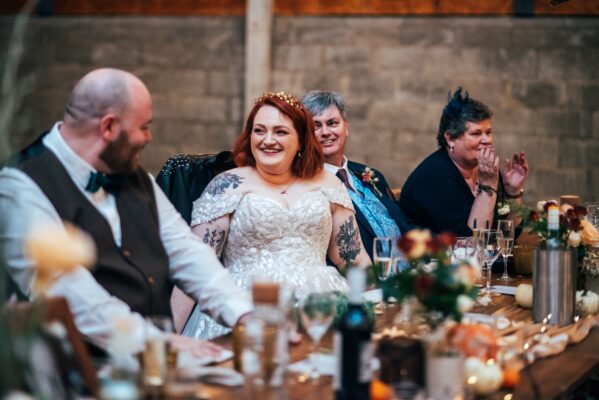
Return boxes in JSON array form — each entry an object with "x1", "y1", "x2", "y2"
[{"x1": 346, "y1": 160, "x2": 414, "y2": 261}]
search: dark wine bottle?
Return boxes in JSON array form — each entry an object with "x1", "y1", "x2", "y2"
[{"x1": 333, "y1": 267, "x2": 374, "y2": 400}]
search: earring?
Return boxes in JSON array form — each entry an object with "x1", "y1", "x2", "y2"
[
  {"x1": 449, "y1": 146, "x2": 454, "y2": 153},
  {"x1": 297, "y1": 151, "x2": 302, "y2": 158}
]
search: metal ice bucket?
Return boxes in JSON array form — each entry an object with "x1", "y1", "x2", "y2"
[{"x1": 532, "y1": 248, "x2": 577, "y2": 326}]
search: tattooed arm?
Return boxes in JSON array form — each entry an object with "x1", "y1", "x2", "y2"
[
  {"x1": 328, "y1": 204, "x2": 372, "y2": 271},
  {"x1": 171, "y1": 171, "x2": 243, "y2": 332},
  {"x1": 191, "y1": 215, "x2": 230, "y2": 258}
]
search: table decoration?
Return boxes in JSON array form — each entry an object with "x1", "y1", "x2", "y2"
[
  {"x1": 515, "y1": 284, "x2": 533, "y2": 308},
  {"x1": 390, "y1": 229, "x2": 479, "y2": 323},
  {"x1": 1, "y1": 222, "x2": 97, "y2": 398},
  {"x1": 513, "y1": 200, "x2": 598, "y2": 325},
  {"x1": 372, "y1": 229, "x2": 480, "y2": 399},
  {"x1": 575, "y1": 290, "x2": 599, "y2": 316}
]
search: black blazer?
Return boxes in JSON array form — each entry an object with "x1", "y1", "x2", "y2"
[
  {"x1": 155, "y1": 151, "x2": 236, "y2": 225},
  {"x1": 347, "y1": 160, "x2": 415, "y2": 261}
]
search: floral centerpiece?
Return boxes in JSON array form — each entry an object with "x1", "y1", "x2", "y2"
[
  {"x1": 375, "y1": 229, "x2": 478, "y2": 323},
  {"x1": 527, "y1": 201, "x2": 599, "y2": 251},
  {"x1": 0, "y1": 222, "x2": 96, "y2": 397},
  {"x1": 513, "y1": 200, "x2": 599, "y2": 294},
  {"x1": 513, "y1": 200, "x2": 599, "y2": 264}
]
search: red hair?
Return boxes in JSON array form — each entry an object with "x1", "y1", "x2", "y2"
[{"x1": 232, "y1": 95, "x2": 323, "y2": 178}]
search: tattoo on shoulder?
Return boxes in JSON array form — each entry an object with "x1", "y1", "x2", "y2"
[
  {"x1": 202, "y1": 228, "x2": 226, "y2": 255},
  {"x1": 335, "y1": 216, "x2": 361, "y2": 267},
  {"x1": 205, "y1": 172, "x2": 244, "y2": 195}
]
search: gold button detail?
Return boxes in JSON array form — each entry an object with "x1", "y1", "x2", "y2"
[
  {"x1": 148, "y1": 276, "x2": 156, "y2": 285},
  {"x1": 123, "y1": 249, "x2": 131, "y2": 257}
]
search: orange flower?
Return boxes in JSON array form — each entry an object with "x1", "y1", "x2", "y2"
[
  {"x1": 370, "y1": 378, "x2": 393, "y2": 400},
  {"x1": 398, "y1": 229, "x2": 432, "y2": 260},
  {"x1": 580, "y1": 219, "x2": 599, "y2": 246}
]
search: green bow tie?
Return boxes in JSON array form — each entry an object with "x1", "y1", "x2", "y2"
[{"x1": 85, "y1": 172, "x2": 126, "y2": 196}]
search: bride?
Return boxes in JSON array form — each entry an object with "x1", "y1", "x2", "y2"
[{"x1": 174, "y1": 91, "x2": 371, "y2": 339}]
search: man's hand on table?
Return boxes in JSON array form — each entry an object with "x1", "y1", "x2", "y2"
[{"x1": 169, "y1": 334, "x2": 224, "y2": 358}]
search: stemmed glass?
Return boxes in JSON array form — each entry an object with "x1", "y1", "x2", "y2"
[
  {"x1": 479, "y1": 230, "x2": 502, "y2": 300},
  {"x1": 585, "y1": 202, "x2": 599, "y2": 229},
  {"x1": 472, "y1": 218, "x2": 490, "y2": 272},
  {"x1": 298, "y1": 292, "x2": 336, "y2": 383},
  {"x1": 373, "y1": 237, "x2": 398, "y2": 309},
  {"x1": 373, "y1": 237, "x2": 397, "y2": 281},
  {"x1": 497, "y1": 220, "x2": 515, "y2": 282}
]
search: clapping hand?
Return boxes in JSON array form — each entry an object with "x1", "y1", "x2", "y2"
[
  {"x1": 477, "y1": 146, "x2": 500, "y2": 188},
  {"x1": 503, "y1": 151, "x2": 529, "y2": 195}
]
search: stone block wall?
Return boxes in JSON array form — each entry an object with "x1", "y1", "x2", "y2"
[
  {"x1": 1, "y1": 15, "x2": 598, "y2": 202},
  {"x1": 0, "y1": 16, "x2": 245, "y2": 171}
]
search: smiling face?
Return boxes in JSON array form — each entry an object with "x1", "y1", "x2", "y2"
[
  {"x1": 250, "y1": 105, "x2": 300, "y2": 175},
  {"x1": 100, "y1": 81, "x2": 153, "y2": 174},
  {"x1": 312, "y1": 105, "x2": 349, "y2": 167},
  {"x1": 445, "y1": 118, "x2": 493, "y2": 168}
]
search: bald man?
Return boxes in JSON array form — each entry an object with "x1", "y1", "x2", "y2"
[{"x1": 0, "y1": 69, "x2": 252, "y2": 357}]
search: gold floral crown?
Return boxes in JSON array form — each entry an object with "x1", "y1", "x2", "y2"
[{"x1": 255, "y1": 91, "x2": 304, "y2": 111}]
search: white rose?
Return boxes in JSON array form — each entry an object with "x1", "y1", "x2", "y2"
[
  {"x1": 26, "y1": 222, "x2": 96, "y2": 294},
  {"x1": 497, "y1": 204, "x2": 510, "y2": 216},
  {"x1": 576, "y1": 290, "x2": 599, "y2": 316},
  {"x1": 568, "y1": 231, "x2": 582, "y2": 248},
  {"x1": 457, "y1": 294, "x2": 474, "y2": 313},
  {"x1": 536, "y1": 200, "x2": 547, "y2": 212}
]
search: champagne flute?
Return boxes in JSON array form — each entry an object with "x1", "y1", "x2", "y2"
[
  {"x1": 373, "y1": 237, "x2": 397, "y2": 309},
  {"x1": 472, "y1": 218, "x2": 490, "y2": 272},
  {"x1": 480, "y1": 230, "x2": 502, "y2": 300},
  {"x1": 497, "y1": 220, "x2": 515, "y2": 282},
  {"x1": 298, "y1": 292, "x2": 336, "y2": 383},
  {"x1": 373, "y1": 237, "x2": 396, "y2": 281}
]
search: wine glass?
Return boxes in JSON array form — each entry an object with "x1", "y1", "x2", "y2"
[
  {"x1": 585, "y1": 202, "x2": 599, "y2": 229},
  {"x1": 472, "y1": 218, "x2": 490, "y2": 271},
  {"x1": 373, "y1": 237, "x2": 398, "y2": 309},
  {"x1": 298, "y1": 292, "x2": 336, "y2": 383},
  {"x1": 373, "y1": 237, "x2": 397, "y2": 281},
  {"x1": 497, "y1": 220, "x2": 515, "y2": 282},
  {"x1": 479, "y1": 230, "x2": 502, "y2": 300}
]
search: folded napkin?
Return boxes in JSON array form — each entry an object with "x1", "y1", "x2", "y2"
[
  {"x1": 177, "y1": 350, "x2": 244, "y2": 386},
  {"x1": 363, "y1": 288, "x2": 382, "y2": 303},
  {"x1": 288, "y1": 353, "x2": 336, "y2": 376},
  {"x1": 288, "y1": 353, "x2": 380, "y2": 376},
  {"x1": 508, "y1": 316, "x2": 598, "y2": 364},
  {"x1": 525, "y1": 333, "x2": 568, "y2": 364}
]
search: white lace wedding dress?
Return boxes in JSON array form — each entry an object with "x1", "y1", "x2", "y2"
[{"x1": 182, "y1": 186, "x2": 351, "y2": 339}]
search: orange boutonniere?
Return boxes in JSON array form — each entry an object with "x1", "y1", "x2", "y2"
[{"x1": 360, "y1": 167, "x2": 382, "y2": 197}]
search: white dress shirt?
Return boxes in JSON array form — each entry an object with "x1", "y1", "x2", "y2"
[
  {"x1": 324, "y1": 156, "x2": 357, "y2": 192},
  {"x1": 0, "y1": 123, "x2": 253, "y2": 351}
]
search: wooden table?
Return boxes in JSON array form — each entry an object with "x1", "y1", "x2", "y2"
[{"x1": 192, "y1": 276, "x2": 599, "y2": 399}]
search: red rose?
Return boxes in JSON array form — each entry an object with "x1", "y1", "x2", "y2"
[
  {"x1": 529, "y1": 210, "x2": 540, "y2": 223},
  {"x1": 574, "y1": 206, "x2": 588, "y2": 218},
  {"x1": 415, "y1": 274, "x2": 434, "y2": 296},
  {"x1": 543, "y1": 201, "x2": 558, "y2": 212},
  {"x1": 397, "y1": 236, "x2": 415, "y2": 255},
  {"x1": 568, "y1": 218, "x2": 581, "y2": 230}
]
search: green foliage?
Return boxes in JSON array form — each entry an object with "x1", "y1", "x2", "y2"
[{"x1": 332, "y1": 291, "x2": 375, "y2": 328}]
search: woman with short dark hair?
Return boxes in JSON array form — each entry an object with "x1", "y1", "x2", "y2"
[{"x1": 399, "y1": 88, "x2": 529, "y2": 236}]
